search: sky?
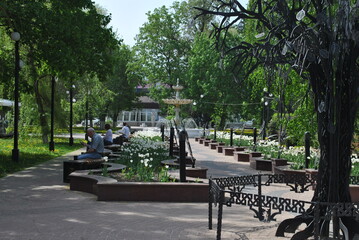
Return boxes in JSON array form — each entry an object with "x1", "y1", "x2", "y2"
[{"x1": 92, "y1": 0, "x2": 248, "y2": 47}]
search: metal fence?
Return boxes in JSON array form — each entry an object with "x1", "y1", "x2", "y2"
[{"x1": 209, "y1": 174, "x2": 359, "y2": 240}]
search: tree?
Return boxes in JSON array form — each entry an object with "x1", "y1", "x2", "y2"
[
  {"x1": 134, "y1": 4, "x2": 191, "y2": 103},
  {"x1": 1, "y1": 0, "x2": 119, "y2": 143},
  {"x1": 107, "y1": 44, "x2": 139, "y2": 127},
  {"x1": 196, "y1": 0, "x2": 359, "y2": 238},
  {"x1": 187, "y1": 33, "x2": 246, "y2": 128}
]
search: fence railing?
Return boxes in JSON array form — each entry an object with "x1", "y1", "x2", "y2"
[{"x1": 209, "y1": 174, "x2": 359, "y2": 240}]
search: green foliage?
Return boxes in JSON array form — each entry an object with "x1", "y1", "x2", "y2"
[
  {"x1": 286, "y1": 98, "x2": 318, "y2": 147},
  {"x1": 187, "y1": 33, "x2": 246, "y2": 128},
  {"x1": 107, "y1": 45, "x2": 139, "y2": 126},
  {"x1": 0, "y1": 0, "x2": 120, "y2": 141},
  {"x1": 133, "y1": 3, "x2": 193, "y2": 118},
  {"x1": 134, "y1": 5, "x2": 190, "y2": 87}
]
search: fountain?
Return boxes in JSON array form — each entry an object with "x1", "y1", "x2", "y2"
[
  {"x1": 162, "y1": 80, "x2": 193, "y2": 125},
  {"x1": 162, "y1": 80, "x2": 203, "y2": 137}
]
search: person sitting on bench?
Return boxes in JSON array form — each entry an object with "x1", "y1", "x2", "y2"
[
  {"x1": 116, "y1": 122, "x2": 130, "y2": 145},
  {"x1": 102, "y1": 123, "x2": 113, "y2": 146},
  {"x1": 76, "y1": 128, "x2": 104, "y2": 160}
]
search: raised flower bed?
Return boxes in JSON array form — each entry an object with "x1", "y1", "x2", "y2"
[
  {"x1": 69, "y1": 132, "x2": 209, "y2": 202},
  {"x1": 69, "y1": 166, "x2": 208, "y2": 202}
]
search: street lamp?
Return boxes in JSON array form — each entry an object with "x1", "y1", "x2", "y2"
[
  {"x1": 262, "y1": 88, "x2": 269, "y2": 140},
  {"x1": 49, "y1": 76, "x2": 56, "y2": 151},
  {"x1": 85, "y1": 90, "x2": 89, "y2": 141},
  {"x1": 262, "y1": 88, "x2": 274, "y2": 140},
  {"x1": 68, "y1": 84, "x2": 75, "y2": 145},
  {"x1": 11, "y1": 31, "x2": 20, "y2": 162}
]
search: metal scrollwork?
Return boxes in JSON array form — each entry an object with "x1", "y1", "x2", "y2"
[{"x1": 208, "y1": 174, "x2": 359, "y2": 240}]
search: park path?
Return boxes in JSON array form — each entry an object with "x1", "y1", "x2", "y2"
[{"x1": 0, "y1": 137, "x2": 313, "y2": 240}]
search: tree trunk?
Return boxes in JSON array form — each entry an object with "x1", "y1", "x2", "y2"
[
  {"x1": 34, "y1": 79, "x2": 49, "y2": 144},
  {"x1": 277, "y1": 56, "x2": 359, "y2": 239},
  {"x1": 112, "y1": 112, "x2": 118, "y2": 128}
]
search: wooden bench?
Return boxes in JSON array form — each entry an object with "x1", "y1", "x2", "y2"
[
  {"x1": 80, "y1": 148, "x2": 112, "y2": 157},
  {"x1": 104, "y1": 144, "x2": 122, "y2": 152},
  {"x1": 63, "y1": 158, "x2": 105, "y2": 183}
]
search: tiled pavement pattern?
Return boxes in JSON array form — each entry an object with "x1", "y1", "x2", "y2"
[{"x1": 0, "y1": 137, "x2": 314, "y2": 240}]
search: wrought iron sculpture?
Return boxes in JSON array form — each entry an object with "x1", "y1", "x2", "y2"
[
  {"x1": 196, "y1": 0, "x2": 359, "y2": 238},
  {"x1": 209, "y1": 174, "x2": 359, "y2": 240}
]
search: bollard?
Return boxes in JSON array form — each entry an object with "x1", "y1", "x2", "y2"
[
  {"x1": 169, "y1": 127, "x2": 174, "y2": 157},
  {"x1": 161, "y1": 124, "x2": 165, "y2": 142},
  {"x1": 230, "y1": 128, "x2": 234, "y2": 147},
  {"x1": 179, "y1": 130, "x2": 187, "y2": 182},
  {"x1": 305, "y1": 132, "x2": 311, "y2": 168},
  {"x1": 253, "y1": 127, "x2": 257, "y2": 151}
]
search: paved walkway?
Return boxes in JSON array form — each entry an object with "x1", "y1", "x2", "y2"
[{"x1": 0, "y1": 138, "x2": 314, "y2": 240}]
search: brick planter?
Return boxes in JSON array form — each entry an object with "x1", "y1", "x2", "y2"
[
  {"x1": 250, "y1": 152, "x2": 262, "y2": 158},
  {"x1": 223, "y1": 147, "x2": 235, "y2": 156},
  {"x1": 234, "y1": 152, "x2": 251, "y2": 162},
  {"x1": 209, "y1": 143, "x2": 219, "y2": 149},
  {"x1": 69, "y1": 168, "x2": 208, "y2": 202},
  {"x1": 250, "y1": 157, "x2": 272, "y2": 171},
  {"x1": 350, "y1": 185, "x2": 359, "y2": 202},
  {"x1": 216, "y1": 145, "x2": 226, "y2": 153},
  {"x1": 204, "y1": 140, "x2": 216, "y2": 146},
  {"x1": 199, "y1": 138, "x2": 209, "y2": 144},
  {"x1": 185, "y1": 167, "x2": 208, "y2": 179},
  {"x1": 271, "y1": 158, "x2": 288, "y2": 172},
  {"x1": 96, "y1": 182, "x2": 208, "y2": 202},
  {"x1": 273, "y1": 165, "x2": 306, "y2": 177}
]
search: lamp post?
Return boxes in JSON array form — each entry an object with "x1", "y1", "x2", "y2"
[
  {"x1": 11, "y1": 31, "x2": 20, "y2": 162},
  {"x1": 49, "y1": 76, "x2": 56, "y2": 151},
  {"x1": 262, "y1": 88, "x2": 271, "y2": 140},
  {"x1": 262, "y1": 88, "x2": 274, "y2": 140},
  {"x1": 85, "y1": 90, "x2": 89, "y2": 141},
  {"x1": 69, "y1": 84, "x2": 75, "y2": 145}
]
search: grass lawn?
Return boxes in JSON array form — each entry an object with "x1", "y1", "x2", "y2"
[{"x1": 0, "y1": 137, "x2": 81, "y2": 178}]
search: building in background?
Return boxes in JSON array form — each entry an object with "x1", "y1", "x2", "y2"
[{"x1": 117, "y1": 86, "x2": 160, "y2": 127}]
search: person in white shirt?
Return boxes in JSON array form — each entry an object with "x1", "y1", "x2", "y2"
[
  {"x1": 103, "y1": 123, "x2": 113, "y2": 146},
  {"x1": 119, "y1": 122, "x2": 130, "y2": 139}
]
